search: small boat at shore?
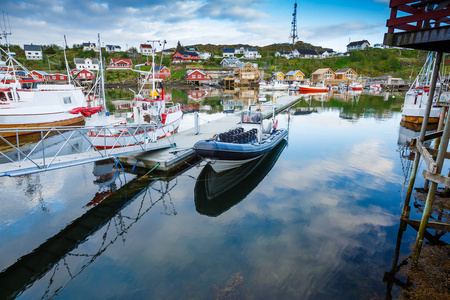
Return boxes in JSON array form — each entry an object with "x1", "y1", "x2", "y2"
[{"x1": 193, "y1": 108, "x2": 288, "y2": 172}]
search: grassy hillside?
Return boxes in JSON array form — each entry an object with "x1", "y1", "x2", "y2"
[{"x1": 3, "y1": 43, "x2": 444, "y2": 83}]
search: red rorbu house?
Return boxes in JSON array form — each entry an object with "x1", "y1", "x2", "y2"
[
  {"x1": 186, "y1": 69, "x2": 211, "y2": 86},
  {"x1": 71, "y1": 69, "x2": 95, "y2": 80},
  {"x1": 108, "y1": 58, "x2": 133, "y2": 69},
  {"x1": 143, "y1": 65, "x2": 171, "y2": 80},
  {"x1": 172, "y1": 51, "x2": 200, "y2": 63},
  {"x1": 49, "y1": 73, "x2": 69, "y2": 82},
  {"x1": 187, "y1": 89, "x2": 208, "y2": 101},
  {"x1": 31, "y1": 70, "x2": 51, "y2": 82}
]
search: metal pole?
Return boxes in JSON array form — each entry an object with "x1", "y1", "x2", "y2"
[
  {"x1": 194, "y1": 112, "x2": 199, "y2": 135},
  {"x1": 412, "y1": 51, "x2": 444, "y2": 263},
  {"x1": 401, "y1": 52, "x2": 443, "y2": 218}
]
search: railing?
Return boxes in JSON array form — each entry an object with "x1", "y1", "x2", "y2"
[
  {"x1": 0, "y1": 123, "x2": 175, "y2": 177},
  {"x1": 387, "y1": 0, "x2": 450, "y2": 33}
]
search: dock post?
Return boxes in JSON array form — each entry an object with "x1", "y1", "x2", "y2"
[
  {"x1": 401, "y1": 52, "x2": 443, "y2": 220},
  {"x1": 194, "y1": 112, "x2": 199, "y2": 135},
  {"x1": 411, "y1": 51, "x2": 445, "y2": 263}
]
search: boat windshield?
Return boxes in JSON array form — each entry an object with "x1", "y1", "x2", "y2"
[{"x1": 241, "y1": 111, "x2": 263, "y2": 124}]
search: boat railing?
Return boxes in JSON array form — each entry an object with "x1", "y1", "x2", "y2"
[{"x1": 0, "y1": 123, "x2": 174, "y2": 177}]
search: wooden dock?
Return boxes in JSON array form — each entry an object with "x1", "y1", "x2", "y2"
[{"x1": 119, "y1": 95, "x2": 301, "y2": 172}]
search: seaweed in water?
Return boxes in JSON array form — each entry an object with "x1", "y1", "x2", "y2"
[{"x1": 215, "y1": 272, "x2": 251, "y2": 300}]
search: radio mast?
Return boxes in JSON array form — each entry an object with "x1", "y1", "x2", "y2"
[{"x1": 289, "y1": 0, "x2": 298, "y2": 45}]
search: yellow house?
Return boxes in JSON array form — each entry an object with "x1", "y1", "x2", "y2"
[
  {"x1": 311, "y1": 68, "x2": 336, "y2": 82},
  {"x1": 273, "y1": 72, "x2": 285, "y2": 81},
  {"x1": 335, "y1": 68, "x2": 357, "y2": 80},
  {"x1": 285, "y1": 70, "x2": 304, "y2": 82}
]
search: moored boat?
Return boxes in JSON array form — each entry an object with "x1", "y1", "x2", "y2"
[
  {"x1": 0, "y1": 50, "x2": 87, "y2": 138},
  {"x1": 193, "y1": 109, "x2": 288, "y2": 170},
  {"x1": 401, "y1": 52, "x2": 449, "y2": 124}
]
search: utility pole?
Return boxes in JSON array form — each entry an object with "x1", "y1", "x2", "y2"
[{"x1": 289, "y1": 0, "x2": 298, "y2": 45}]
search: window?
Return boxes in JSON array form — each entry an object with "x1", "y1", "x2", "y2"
[
  {"x1": 63, "y1": 96, "x2": 72, "y2": 104},
  {"x1": 192, "y1": 75, "x2": 196, "y2": 79}
]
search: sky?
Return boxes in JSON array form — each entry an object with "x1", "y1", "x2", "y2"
[{"x1": 0, "y1": 0, "x2": 392, "y2": 53}]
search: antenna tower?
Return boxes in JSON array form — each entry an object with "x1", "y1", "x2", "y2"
[{"x1": 289, "y1": 0, "x2": 298, "y2": 44}]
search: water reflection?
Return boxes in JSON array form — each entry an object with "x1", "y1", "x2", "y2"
[
  {"x1": 0, "y1": 164, "x2": 189, "y2": 299},
  {"x1": 195, "y1": 139, "x2": 287, "y2": 217}
]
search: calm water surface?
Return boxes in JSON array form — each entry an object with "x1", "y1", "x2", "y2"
[{"x1": 1, "y1": 91, "x2": 447, "y2": 299}]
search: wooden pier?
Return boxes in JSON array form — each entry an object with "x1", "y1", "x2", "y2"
[{"x1": 383, "y1": 1, "x2": 450, "y2": 296}]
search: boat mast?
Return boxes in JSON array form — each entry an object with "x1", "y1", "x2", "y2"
[
  {"x1": 98, "y1": 33, "x2": 107, "y2": 111},
  {"x1": 63, "y1": 35, "x2": 71, "y2": 84}
]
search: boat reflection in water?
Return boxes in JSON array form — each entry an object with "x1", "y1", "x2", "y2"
[{"x1": 194, "y1": 139, "x2": 287, "y2": 217}]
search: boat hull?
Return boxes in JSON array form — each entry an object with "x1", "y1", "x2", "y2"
[
  {"x1": 295, "y1": 86, "x2": 328, "y2": 93},
  {"x1": 194, "y1": 129, "x2": 288, "y2": 160},
  {"x1": 0, "y1": 116, "x2": 85, "y2": 138},
  {"x1": 401, "y1": 115, "x2": 439, "y2": 124}
]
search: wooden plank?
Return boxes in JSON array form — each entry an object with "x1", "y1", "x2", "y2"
[
  {"x1": 403, "y1": 217, "x2": 448, "y2": 245},
  {"x1": 423, "y1": 169, "x2": 450, "y2": 187},
  {"x1": 404, "y1": 218, "x2": 450, "y2": 232},
  {"x1": 387, "y1": 9, "x2": 450, "y2": 27},
  {"x1": 415, "y1": 139, "x2": 437, "y2": 173},
  {"x1": 436, "y1": 101, "x2": 450, "y2": 107},
  {"x1": 389, "y1": 0, "x2": 417, "y2": 8},
  {"x1": 423, "y1": 130, "x2": 443, "y2": 141},
  {"x1": 424, "y1": 147, "x2": 450, "y2": 159}
]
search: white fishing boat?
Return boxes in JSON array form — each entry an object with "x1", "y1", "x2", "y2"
[
  {"x1": 87, "y1": 39, "x2": 182, "y2": 148},
  {"x1": 0, "y1": 48, "x2": 87, "y2": 138},
  {"x1": 259, "y1": 81, "x2": 290, "y2": 90},
  {"x1": 401, "y1": 52, "x2": 450, "y2": 124}
]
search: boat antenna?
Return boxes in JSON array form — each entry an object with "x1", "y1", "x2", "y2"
[
  {"x1": 0, "y1": 11, "x2": 12, "y2": 53},
  {"x1": 98, "y1": 33, "x2": 107, "y2": 111},
  {"x1": 63, "y1": 35, "x2": 71, "y2": 84}
]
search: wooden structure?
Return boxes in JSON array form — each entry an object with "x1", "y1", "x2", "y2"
[
  {"x1": 233, "y1": 62, "x2": 261, "y2": 86},
  {"x1": 383, "y1": 0, "x2": 450, "y2": 273},
  {"x1": 311, "y1": 68, "x2": 335, "y2": 83}
]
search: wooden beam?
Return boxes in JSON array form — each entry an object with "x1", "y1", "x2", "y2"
[
  {"x1": 423, "y1": 169, "x2": 450, "y2": 187},
  {"x1": 403, "y1": 217, "x2": 448, "y2": 245},
  {"x1": 387, "y1": 9, "x2": 450, "y2": 28},
  {"x1": 412, "y1": 139, "x2": 437, "y2": 173},
  {"x1": 403, "y1": 218, "x2": 450, "y2": 232},
  {"x1": 424, "y1": 130, "x2": 443, "y2": 141},
  {"x1": 424, "y1": 147, "x2": 450, "y2": 159},
  {"x1": 390, "y1": 0, "x2": 418, "y2": 8}
]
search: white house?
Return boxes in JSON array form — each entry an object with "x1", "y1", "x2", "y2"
[
  {"x1": 74, "y1": 58, "x2": 100, "y2": 71},
  {"x1": 275, "y1": 51, "x2": 292, "y2": 59},
  {"x1": 347, "y1": 40, "x2": 371, "y2": 51},
  {"x1": 105, "y1": 45, "x2": 122, "y2": 53},
  {"x1": 220, "y1": 58, "x2": 241, "y2": 68},
  {"x1": 199, "y1": 52, "x2": 211, "y2": 60},
  {"x1": 222, "y1": 48, "x2": 235, "y2": 58},
  {"x1": 295, "y1": 49, "x2": 319, "y2": 58},
  {"x1": 234, "y1": 47, "x2": 245, "y2": 55},
  {"x1": 140, "y1": 44, "x2": 153, "y2": 56},
  {"x1": 24, "y1": 44, "x2": 43, "y2": 60},
  {"x1": 243, "y1": 48, "x2": 261, "y2": 59},
  {"x1": 318, "y1": 50, "x2": 335, "y2": 58}
]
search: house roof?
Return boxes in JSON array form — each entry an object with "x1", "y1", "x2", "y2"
[
  {"x1": 110, "y1": 58, "x2": 132, "y2": 65},
  {"x1": 246, "y1": 48, "x2": 258, "y2": 52},
  {"x1": 32, "y1": 70, "x2": 49, "y2": 75},
  {"x1": 187, "y1": 69, "x2": 206, "y2": 76},
  {"x1": 347, "y1": 40, "x2": 370, "y2": 47},
  {"x1": 74, "y1": 58, "x2": 99, "y2": 64},
  {"x1": 176, "y1": 51, "x2": 199, "y2": 56},
  {"x1": 312, "y1": 68, "x2": 335, "y2": 75},
  {"x1": 154, "y1": 66, "x2": 168, "y2": 71},
  {"x1": 82, "y1": 42, "x2": 96, "y2": 47},
  {"x1": 24, "y1": 44, "x2": 42, "y2": 51},
  {"x1": 221, "y1": 58, "x2": 241, "y2": 64},
  {"x1": 277, "y1": 51, "x2": 291, "y2": 55},
  {"x1": 106, "y1": 45, "x2": 121, "y2": 48},
  {"x1": 222, "y1": 48, "x2": 235, "y2": 53},
  {"x1": 285, "y1": 70, "x2": 303, "y2": 76},
  {"x1": 296, "y1": 49, "x2": 318, "y2": 55},
  {"x1": 140, "y1": 44, "x2": 152, "y2": 49},
  {"x1": 273, "y1": 72, "x2": 284, "y2": 76},
  {"x1": 335, "y1": 68, "x2": 354, "y2": 74}
]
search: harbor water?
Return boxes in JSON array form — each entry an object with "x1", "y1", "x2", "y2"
[{"x1": 1, "y1": 90, "x2": 447, "y2": 299}]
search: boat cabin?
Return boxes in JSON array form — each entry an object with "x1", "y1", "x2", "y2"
[
  {"x1": 0, "y1": 89, "x2": 19, "y2": 103},
  {"x1": 19, "y1": 78, "x2": 40, "y2": 89}
]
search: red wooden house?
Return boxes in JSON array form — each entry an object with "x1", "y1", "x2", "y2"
[
  {"x1": 71, "y1": 69, "x2": 95, "y2": 80},
  {"x1": 31, "y1": 70, "x2": 51, "y2": 81},
  {"x1": 49, "y1": 73, "x2": 69, "y2": 82},
  {"x1": 108, "y1": 58, "x2": 133, "y2": 69},
  {"x1": 142, "y1": 65, "x2": 171, "y2": 80},
  {"x1": 172, "y1": 51, "x2": 200, "y2": 63},
  {"x1": 187, "y1": 89, "x2": 208, "y2": 101},
  {"x1": 186, "y1": 69, "x2": 211, "y2": 85}
]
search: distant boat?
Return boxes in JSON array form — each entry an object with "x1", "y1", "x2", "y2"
[
  {"x1": 0, "y1": 50, "x2": 87, "y2": 138},
  {"x1": 194, "y1": 139, "x2": 287, "y2": 217},
  {"x1": 348, "y1": 81, "x2": 363, "y2": 91},
  {"x1": 259, "y1": 81, "x2": 289, "y2": 90},
  {"x1": 290, "y1": 81, "x2": 329, "y2": 93},
  {"x1": 401, "y1": 52, "x2": 450, "y2": 124}
]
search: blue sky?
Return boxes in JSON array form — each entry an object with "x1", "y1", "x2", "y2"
[{"x1": 1, "y1": 0, "x2": 391, "y2": 52}]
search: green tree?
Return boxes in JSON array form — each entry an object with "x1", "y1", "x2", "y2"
[{"x1": 176, "y1": 41, "x2": 184, "y2": 52}]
